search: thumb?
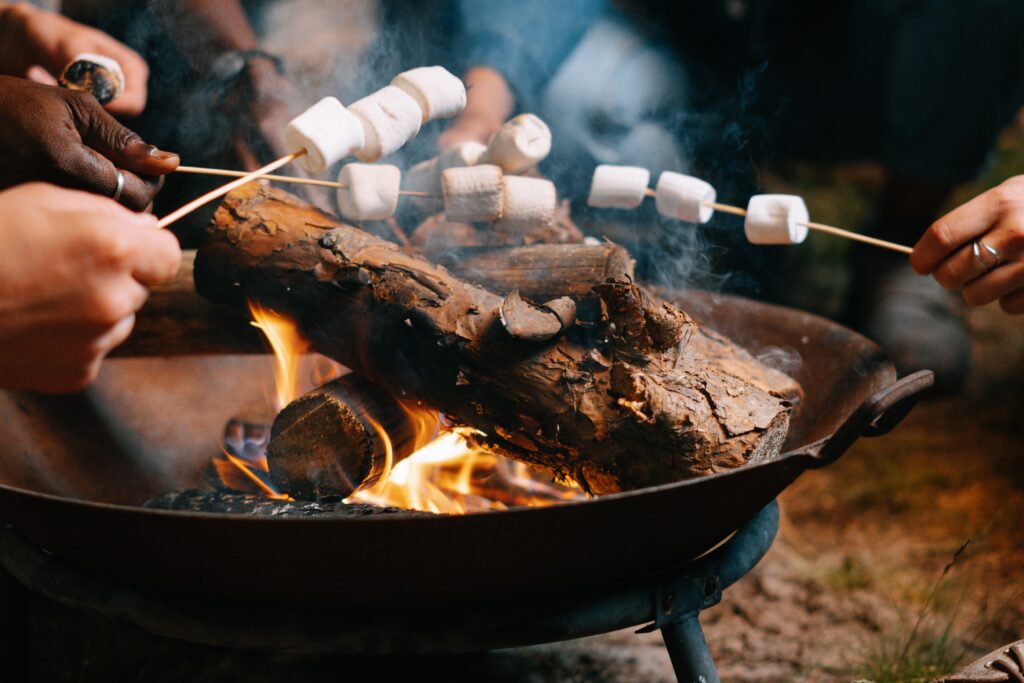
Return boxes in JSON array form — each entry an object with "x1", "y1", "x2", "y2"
[{"x1": 72, "y1": 95, "x2": 179, "y2": 176}]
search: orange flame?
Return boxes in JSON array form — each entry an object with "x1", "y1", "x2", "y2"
[
  {"x1": 239, "y1": 299, "x2": 585, "y2": 513},
  {"x1": 249, "y1": 301, "x2": 309, "y2": 410}
]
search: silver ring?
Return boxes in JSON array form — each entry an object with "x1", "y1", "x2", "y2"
[
  {"x1": 973, "y1": 239, "x2": 1001, "y2": 273},
  {"x1": 112, "y1": 169, "x2": 125, "y2": 203}
]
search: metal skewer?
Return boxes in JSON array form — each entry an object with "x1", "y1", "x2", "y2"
[{"x1": 175, "y1": 165, "x2": 430, "y2": 198}]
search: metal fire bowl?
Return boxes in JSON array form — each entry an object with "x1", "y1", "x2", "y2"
[{"x1": 0, "y1": 291, "x2": 932, "y2": 607}]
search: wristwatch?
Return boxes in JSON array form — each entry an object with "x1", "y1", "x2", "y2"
[{"x1": 210, "y1": 49, "x2": 285, "y2": 84}]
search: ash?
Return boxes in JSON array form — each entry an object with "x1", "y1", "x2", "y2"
[{"x1": 144, "y1": 490, "x2": 431, "y2": 517}]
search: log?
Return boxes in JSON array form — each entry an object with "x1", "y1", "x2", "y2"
[
  {"x1": 266, "y1": 374, "x2": 419, "y2": 499},
  {"x1": 195, "y1": 184, "x2": 801, "y2": 494},
  {"x1": 115, "y1": 243, "x2": 631, "y2": 356}
]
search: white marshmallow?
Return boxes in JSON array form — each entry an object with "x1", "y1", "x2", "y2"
[
  {"x1": 494, "y1": 176, "x2": 557, "y2": 234},
  {"x1": 284, "y1": 97, "x2": 365, "y2": 173},
  {"x1": 70, "y1": 53, "x2": 125, "y2": 98},
  {"x1": 406, "y1": 142, "x2": 487, "y2": 212},
  {"x1": 391, "y1": 66, "x2": 467, "y2": 122},
  {"x1": 336, "y1": 163, "x2": 402, "y2": 222},
  {"x1": 744, "y1": 194, "x2": 810, "y2": 245},
  {"x1": 349, "y1": 86, "x2": 423, "y2": 162},
  {"x1": 481, "y1": 114, "x2": 552, "y2": 174},
  {"x1": 587, "y1": 165, "x2": 650, "y2": 209},
  {"x1": 655, "y1": 172, "x2": 716, "y2": 224},
  {"x1": 441, "y1": 164, "x2": 504, "y2": 223}
]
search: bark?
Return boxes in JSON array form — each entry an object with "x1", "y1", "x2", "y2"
[
  {"x1": 116, "y1": 243, "x2": 630, "y2": 356},
  {"x1": 266, "y1": 374, "x2": 418, "y2": 499},
  {"x1": 195, "y1": 184, "x2": 800, "y2": 494}
]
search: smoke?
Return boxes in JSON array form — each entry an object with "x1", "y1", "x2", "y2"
[{"x1": 755, "y1": 346, "x2": 803, "y2": 375}]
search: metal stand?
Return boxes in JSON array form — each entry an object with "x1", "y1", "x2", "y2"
[{"x1": 0, "y1": 503, "x2": 779, "y2": 683}]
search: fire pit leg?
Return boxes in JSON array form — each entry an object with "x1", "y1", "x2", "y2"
[
  {"x1": 0, "y1": 563, "x2": 30, "y2": 681},
  {"x1": 660, "y1": 613, "x2": 719, "y2": 683}
]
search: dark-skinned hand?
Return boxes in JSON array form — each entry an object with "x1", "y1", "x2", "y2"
[{"x1": 0, "y1": 76, "x2": 179, "y2": 210}]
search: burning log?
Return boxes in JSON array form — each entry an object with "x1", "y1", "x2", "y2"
[
  {"x1": 195, "y1": 184, "x2": 801, "y2": 494},
  {"x1": 115, "y1": 242, "x2": 630, "y2": 357},
  {"x1": 266, "y1": 374, "x2": 419, "y2": 499},
  {"x1": 144, "y1": 490, "x2": 430, "y2": 516}
]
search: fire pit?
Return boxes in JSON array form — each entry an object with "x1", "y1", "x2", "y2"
[{"x1": 0, "y1": 288, "x2": 931, "y2": 680}]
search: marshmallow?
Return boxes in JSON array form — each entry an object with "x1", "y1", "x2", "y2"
[
  {"x1": 349, "y1": 86, "x2": 423, "y2": 162},
  {"x1": 336, "y1": 163, "x2": 402, "y2": 222},
  {"x1": 494, "y1": 176, "x2": 557, "y2": 234},
  {"x1": 285, "y1": 97, "x2": 365, "y2": 173},
  {"x1": 744, "y1": 194, "x2": 810, "y2": 245},
  {"x1": 481, "y1": 114, "x2": 552, "y2": 174},
  {"x1": 59, "y1": 53, "x2": 125, "y2": 104},
  {"x1": 655, "y1": 172, "x2": 716, "y2": 224},
  {"x1": 587, "y1": 165, "x2": 650, "y2": 209},
  {"x1": 441, "y1": 164, "x2": 504, "y2": 223},
  {"x1": 391, "y1": 66, "x2": 467, "y2": 122},
  {"x1": 406, "y1": 142, "x2": 487, "y2": 212}
]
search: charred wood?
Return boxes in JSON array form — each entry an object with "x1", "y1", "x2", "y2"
[{"x1": 195, "y1": 185, "x2": 801, "y2": 494}]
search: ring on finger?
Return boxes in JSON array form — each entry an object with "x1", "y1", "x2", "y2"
[
  {"x1": 112, "y1": 169, "x2": 125, "y2": 203},
  {"x1": 972, "y1": 239, "x2": 1001, "y2": 273}
]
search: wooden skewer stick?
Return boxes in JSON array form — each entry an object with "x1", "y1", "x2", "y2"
[
  {"x1": 175, "y1": 165, "x2": 431, "y2": 198},
  {"x1": 644, "y1": 188, "x2": 911, "y2": 254},
  {"x1": 159, "y1": 151, "x2": 305, "y2": 229}
]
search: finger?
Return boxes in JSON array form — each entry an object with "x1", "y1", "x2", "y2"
[
  {"x1": 68, "y1": 93, "x2": 178, "y2": 176},
  {"x1": 123, "y1": 223, "x2": 183, "y2": 286},
  {"x1": 26, "y1": 65, "x2": 58, "y2": 85},
  {"x1": 961, "y1": 261, "x2": 1024, "y2": 307},
  {"x1": 999, "y1": 287, "x2": 1024, "y2": 314},
  {"x1": 911, "y1": 189, "x2": 1004, "y2": 275},
  {"x1": 57, "y1": 146, "x2": 162, "y2": 210},
  {"x1": 90, "y1": 314, "x2": 137, "y2": 356},
  {"x1": 930, "y1": 216, "x2": 1024, "y2": 290}
]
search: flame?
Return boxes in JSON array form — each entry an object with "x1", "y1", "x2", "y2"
[
  {"x1": 226, "y1": 299, "x2": 586, "y2": 513},
  {"x1": 249, "y1": 301, "x2": 309, "y2": 410}
]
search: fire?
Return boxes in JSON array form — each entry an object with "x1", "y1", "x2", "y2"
[
  {"x1": 217, "y1": 300, "x2": 585, "y2": 513},
  {"x1": 249, "y1": 301, "x2": 309, "y2": 410}
]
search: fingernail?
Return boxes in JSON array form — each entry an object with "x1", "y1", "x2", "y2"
[{"x1": 149, "y1": 147, "x2": 179, "y2": 161}]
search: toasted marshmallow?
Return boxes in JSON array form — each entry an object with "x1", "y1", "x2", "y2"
[
  {"x1": 284, "y1": 97, "x2": 365, "y2": 173},
  {"x1": 336, "y1": 163, "x2": 402, "y2": 221},
  {"x1": 494, "y1": 176, "x2": 557, "y2": 234},
  {"x1": 655, "y1": 172, "x2": 716, "y2": 224},
  {"x1": 481, "y1": 114, "x2": 552, "y2": 174},
  {"x1": 441, "y1": 164, "x2": 504, "y2": 223},
  {"x1": 406, "y1": 142, "x2": 487, "y2": 212},
  {"x1": 391, "y1": 66, "x2": 467, "y2": 122},
  {"x1": 349, "y1": 86, "x2": 423, "y2": 162},
  {"x1": 587, "y1": 165, "x2": 650, "y2": 209},
  {"x1": 60, "y1": 53, "x2": 125, "y2": 103},
  {"x1": 744, "y1": 194, "x2": 810, "y2": 244}
]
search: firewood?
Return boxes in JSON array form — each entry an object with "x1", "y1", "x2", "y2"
[
  {"x1": 195, "y1": 184, "x2": 801, "y2": 494},
  {"x1": 116, "y1": 243, "x2": 631, "y2": 357},
  {"x1": 266, "y1": 374, "x2": 418, "y2": 499}
]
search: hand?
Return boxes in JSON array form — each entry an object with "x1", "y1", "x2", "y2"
[
  {"x1": 911, "y1": 176, "x2": 1024, "y2": 313},
  {"x1": 436, "y1": 66, "x2": 514, "y2": 151},
  {"x1": 0, "y1": 183, "x2": 182, "y2": 393},
  {"x1": 0, "y1": 76, "x2": 179, "y2": 210},
  {"x1": 0, "y1": 2, "x2": 148, "y2": 115}
]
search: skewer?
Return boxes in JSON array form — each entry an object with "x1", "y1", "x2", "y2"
[
  {"x1": 642, "y1": 188, "x2": 910, "y2": 254},
  {"x1": 159, "y1": 151, "x2": 305, "y2": 228},
  {"x1": 175, "y1": 165, "x2": 431, "y2": 198}
]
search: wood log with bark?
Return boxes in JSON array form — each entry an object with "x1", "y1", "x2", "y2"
[
  {"x1": 194, "y1": 184, "x2": 801, "y2": 494},
  {"x1": 115, "y1": 243, "x2": 631, "y2": 357}
]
